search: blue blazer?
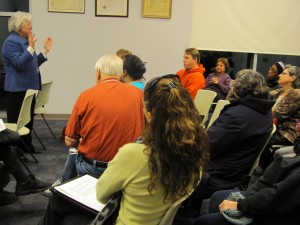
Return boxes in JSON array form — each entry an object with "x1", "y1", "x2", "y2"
[{"x1": 2, "y1": 32, "x2": 47, "y2": 92}]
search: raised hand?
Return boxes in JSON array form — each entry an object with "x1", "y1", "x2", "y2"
[
  {"x1": 28, "y1": 32, "x2": 37, "y2": 49},
  {"x1": 44, "y1": 37, "x2": 53, "y2": 53}
]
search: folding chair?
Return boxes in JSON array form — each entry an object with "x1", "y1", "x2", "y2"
[
  {"x1": 194, "y1": 90, "x2": 217, "y2": 125},
  {"x1": 206, "y1": 100, "x2": 230, "y2": 129},
  {"x1": 4, "y1": 89, "x2": 39, "y2": 163},
  {"x1": 33, "y1": 80, "x2": 55, "y2": 150},
  {"x1": 158, "y1": 189, "x2": 195, "y2": 225},
  {"x1": 240, "y1": 124, "x2": 276, "y2": 189}
]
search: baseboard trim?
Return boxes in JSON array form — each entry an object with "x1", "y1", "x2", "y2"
[{"x1": 35, "y1": 114, "x2": 70, "y2": 120}]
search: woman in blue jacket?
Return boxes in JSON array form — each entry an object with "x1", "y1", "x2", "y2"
[{"x1": 2, "y1": 11, "x2": 52, "y2": 151}]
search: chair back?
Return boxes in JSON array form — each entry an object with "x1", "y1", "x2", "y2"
[
  {"x1": 35, "y1": 80, "x2": 53, "y2": 109},
  {"x1": 194, "y1": 90, "x2": 217, "y2": 125},
  {"x1": 158, "y1": 189, "x2": 195, "y2": 225},
  {"x1": 16, "y1": 89, "x2": 36, "y2": 131},
  {"x1": 248, "y1": 124, "x2": 276, "y2": 177},
  {"x1": 207, "y1": 100, "x2": 230, "y2": 129}
]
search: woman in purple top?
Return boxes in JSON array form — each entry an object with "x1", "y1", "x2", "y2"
[{"x1": 205, "y1": 58, "x2": 231, "y2": 101}]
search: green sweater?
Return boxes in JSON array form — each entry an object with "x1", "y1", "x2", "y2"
[{"x1": 96, "y1": 143, "x2": 173, "y2": 225}]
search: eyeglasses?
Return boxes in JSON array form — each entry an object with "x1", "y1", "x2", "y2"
[
  {"x1": 145, "y1": 74, "x2": 181, "y2": 91},
  {"x1": 280, "y1": 71, "x2": 290, "y2": 76}
]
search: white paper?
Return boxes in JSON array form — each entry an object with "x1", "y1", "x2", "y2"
[{"x1": 54, "y1": 174, "x2": 105, "y2": 212}]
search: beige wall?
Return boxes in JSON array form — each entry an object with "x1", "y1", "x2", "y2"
[{"x1": 31, "y1": 0, "x2": 193, "y2": 114}]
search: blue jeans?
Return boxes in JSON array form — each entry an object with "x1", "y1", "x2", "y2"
[
  {"x1": 75, "y1": 154, "x2": 106, "y2": 178},
  {"x1": 60, "y1": 151, "x2": 78, "y2": 182}
]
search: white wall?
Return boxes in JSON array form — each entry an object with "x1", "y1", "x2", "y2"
[{"x1": 31, "y1": 0, "x2": 192, "y2": 114}]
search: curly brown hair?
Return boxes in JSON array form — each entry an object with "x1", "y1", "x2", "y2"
[{"x1": 143, "y1": 75, "x2": 209, "y2": 202}]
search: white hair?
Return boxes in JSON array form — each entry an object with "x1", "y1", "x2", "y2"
[
  {"x1": 8, "y1": 11, "x2": 32, "y2": 32},
  {"x1": 95, "y1": 54, "x2": 123, "y2": 76}
]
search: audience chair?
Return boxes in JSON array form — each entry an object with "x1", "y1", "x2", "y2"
[
  {"x1": 158, "y1": 189, "x2": 196, "y2": 225},
  {"x1": 206, "y1": 100, "x2": 230, "y2": 129},
  {"x1": 33, "y1": 80, "x2": 55, "y2": 150},
  {"x1": 240, "y1": 124, "x2": 276, "y2": 189},
  {"x1": 4, "y1": 89, "x2": 38, "y2": 163},
  {"x1": 194, "y1": 90, "x2": 217, "y2": 125}
]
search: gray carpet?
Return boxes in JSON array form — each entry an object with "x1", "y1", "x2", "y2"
[{"x1": 0, "y1": 119, "x2": 68, "y2": 225}]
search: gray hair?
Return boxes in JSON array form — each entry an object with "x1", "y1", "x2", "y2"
[
  {"x1": 232, "y1": 69, "x2": 269, "y2": 98},
  {"x1": 8, "y1": 11, "x2": 32, "y2": 33},
  {"x1": 95, "y1": 54, "x2": 123, "y2": 76},
  {"x1": 285, "y1": 64, "x2": 300, "y2": 88}
]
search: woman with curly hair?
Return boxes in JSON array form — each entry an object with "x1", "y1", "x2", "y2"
[
  {"x1": 38, "y1": 74, "x2": 209, "y2": 225},
  {"x1": 96, "y1": 74, "x2": 209, "y2": 224}
]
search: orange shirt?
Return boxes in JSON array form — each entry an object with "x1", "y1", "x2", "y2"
[
  {"x1": 65, "y1": 78, "x2": 145, "y2": 162},
  {"x1": 176, "y1": 64, "x2": 206, "y2": 99}
]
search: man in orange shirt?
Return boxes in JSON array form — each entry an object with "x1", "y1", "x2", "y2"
[
  {"x1": 66, "y1": 54, "x2": 145, "y2": 178},
  {"x1": 176, "y1": 48, "x2": 206, "y2": 99}
]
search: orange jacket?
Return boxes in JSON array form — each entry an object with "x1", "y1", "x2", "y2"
[{"x1": 176, "y1": 64, "x2": 206, "y2": 99}]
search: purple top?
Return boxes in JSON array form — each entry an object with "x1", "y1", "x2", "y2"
[{"x1": 205, "y1": 72, "x2": 231, "y2": 95}]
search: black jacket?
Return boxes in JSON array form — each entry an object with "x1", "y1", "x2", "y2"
[
  {"x1": 238, "y1": 156, "x2": 300, "y2": 225},
  {"x1": 207, "y1": 95, "x2": 274, "y2": 189}
]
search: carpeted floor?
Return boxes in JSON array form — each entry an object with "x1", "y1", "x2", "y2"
[{"x1": 0, "y1": 119, "x2": 68, "y2": 225}]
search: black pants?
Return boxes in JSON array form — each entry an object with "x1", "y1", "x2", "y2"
[
  {"x1": 5, "y1": 91, "x2": 36, "y2": 145},
  {"x1": 0, "y1": 129, "x2": 28, "y2": 187},
  {"x1": 38, "y1": 193, "x2": 95, "y2": 225}
]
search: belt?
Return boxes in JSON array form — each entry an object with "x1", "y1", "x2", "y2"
[{"x1": 82, "y1": 155, "x2": 108, "y2": 168}]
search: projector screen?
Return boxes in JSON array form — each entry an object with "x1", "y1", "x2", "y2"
[{"x1": 190, "y1": 0, "x2": 300, "y2": 55}]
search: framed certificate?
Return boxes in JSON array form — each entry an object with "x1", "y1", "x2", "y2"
[
  {"x1": 95, "y1": 0, "x2": 129, "y2": 17},
  {"x1": 48, "y1": 0, "x2": 85, "y2": 13},
  {"x1": 142, "y1": 0, "x2": 172, "y2": 19}
]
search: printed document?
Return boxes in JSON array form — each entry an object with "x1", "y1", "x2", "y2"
[{"x1": 54, "y1": 174, "x2": 105, "y2": 212}]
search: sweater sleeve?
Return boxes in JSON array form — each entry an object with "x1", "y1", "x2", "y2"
[
  {"x1": 217, "y1": 74, "x2": 231, "y2": 94},
  {"x1": 3, "y1": 38, "x2": 33, "y2": 71},
  {"x1": 237, "y1": 157, "x2": 300, "y2": 216},
  {"x1": 96, "y1": 143, "x2": 147, "y2": 203},
  {"x1": 64, "y1": 94, "x2": 84, "y2": 141}
]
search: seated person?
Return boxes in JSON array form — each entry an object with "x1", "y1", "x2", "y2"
[
  {"x1": 181, "y1": 69, "x2": 274, "y2": 213},
  {"x1": 121, "y1": 54, "x2": 146, "y2": 90},
  {"x1": 38, "y1": 74, "x2": 209, "y2": 225},
  {"x1": 0, "y1": 129, "x2": 50, "y2": 205},
  {"x1": 266, "y1": 61, "x2": 286, "y2": 90},
  {"x1": 269, "y1": 65, "x2": 300, "y2": 146},
  {"x1": 43, "y1": 54, "x2": 145, "y2": 195},
  {"x1": 205, "y1": 58, "x2": 231, "y2": 102},
  {"x1": 193, "y1": 144, "x2": 300, "y2": 225},
  {"x1": 176, "y1": 48, "x2": 206, "y2": 99}
]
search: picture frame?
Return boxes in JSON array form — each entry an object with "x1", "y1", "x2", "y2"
[
  {"x1": 142, "y1": 0, "x2": 172, "y2": 19},
  {"x1": 95, "y1": 0, "x2": 129, "y2": 17},
  {"x1": 48, "y1": 0, "x2": 85, "y2": 13}
]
